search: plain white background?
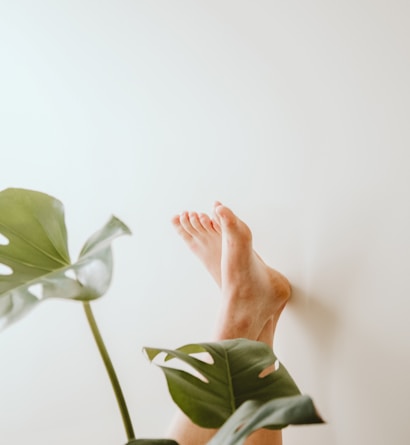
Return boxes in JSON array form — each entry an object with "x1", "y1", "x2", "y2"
[{"x1": 0, "y1": 1, "x2": 409, "y2": 444}]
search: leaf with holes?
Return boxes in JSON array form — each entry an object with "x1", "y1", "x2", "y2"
[
  {"x1": 208, "y1": 395, "x2": 324, "y2": 445},
  {"x1": 0, "y1": 188, "x2": 131, "y2": 331},
  {"x1": 144, "y1": 339, "x2": 301, "y2": 429}
]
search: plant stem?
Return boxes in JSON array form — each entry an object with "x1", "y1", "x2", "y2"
[{"x1": 83, "y1": 301, "x2": 135, "y2": 441}]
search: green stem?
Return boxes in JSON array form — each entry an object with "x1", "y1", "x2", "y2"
[{"x1": 83, "y1": 302, "x2": 135, "y2": 441}]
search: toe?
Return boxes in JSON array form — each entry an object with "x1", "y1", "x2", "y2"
[
  {"x1": 211, "y1": 218, "x2": 222, "y2": 234},
  {"x1": 216, "y1": 205, "x2": 237, "y2": 228},
  {"x1": 180, "y1": 211, "x2": 198, "y2": 236},
  {"x1": 171, "y1": 214, "x2": 182, "y2": 228},
  {"x1": 212, "y1": 202, "x2": 222, "y2": 230},
  {"x1": 171, "y1": 214, "x2": 193, "y2": 243},
  {"x1": 189, "y1": 212, "x2": 206, "y2": 233},
  {"x1": 198, "y1": 213, "x2": 216, "y2": 233},
  {"x1": 216, "y1": 205, "x2": 252, "y2": 243}
]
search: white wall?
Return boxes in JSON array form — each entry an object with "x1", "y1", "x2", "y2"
[{"x1": 1, "y1": 1, "x2": 409, "y2": 444}]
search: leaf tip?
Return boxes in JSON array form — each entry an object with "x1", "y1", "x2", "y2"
[{"x1": 111, "y1": 215, "x2": 132, "y2": 236}]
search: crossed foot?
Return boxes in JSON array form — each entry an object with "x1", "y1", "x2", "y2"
[{"x1": 172, "y1": 202, "x2": 291, "y2": 342}]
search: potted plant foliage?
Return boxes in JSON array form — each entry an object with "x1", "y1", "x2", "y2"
[{"x1": 0, "y1": 188, "x2": 323, "y2": 444}]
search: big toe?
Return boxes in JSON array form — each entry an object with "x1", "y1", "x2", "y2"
[
  {"x1": 215, "y1": 204, "x2": 237, "y2": 228},
  {"x1": 216, "y1": 204, "x2": 252, "y2": 243}
]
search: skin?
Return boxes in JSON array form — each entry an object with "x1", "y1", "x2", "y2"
[{"x1": 169, "y1": 202, "x2": 291, "y2": 445}]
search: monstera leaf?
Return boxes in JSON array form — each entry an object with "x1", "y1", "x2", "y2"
[
  {"x1": 144, "y1": 339, "x2": 302, "y2": 429},
  {"x1": 208, "y1": 395, "x2": 323, "y2": 445},
  {"x1": 0, "y1": 188, "x2": 131, "y2": 330}
]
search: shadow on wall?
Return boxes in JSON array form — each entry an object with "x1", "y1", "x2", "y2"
[
  {"x1": 289, "y1": 284, "x2": 341, "y2": 365},
  {"x1": 285, "y1": 283, "x2": 340, "y2": 432},
  {"x1": 287, "y1": 285, "x2": 410, "y2": 445}
]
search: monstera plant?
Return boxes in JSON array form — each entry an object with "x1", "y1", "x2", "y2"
[{"x1": 0, "y1": 188, "x2": 323, "y2": 444}]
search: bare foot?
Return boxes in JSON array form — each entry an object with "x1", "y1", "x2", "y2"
[
  {"x1": 214, "y1": 204, "x2": 291, "y2": 340},
  {"x1": 172, "y1": 203, "x2": 291, "y2": 341}
]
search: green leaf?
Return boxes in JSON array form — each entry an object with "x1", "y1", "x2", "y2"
[
  {"x1": 0, "y1": 188, "x2": 131, "y2": 330},
  {"x1": 144, "y1": 339, "x2": 301, "y2": 428},
  {"x1": 208, "y1": 395, "x2": 324, "y2": 445}
]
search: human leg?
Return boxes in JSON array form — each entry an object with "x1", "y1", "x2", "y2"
[{"x1": 169, "y1": 203, "x2": 291, "y2": 445}]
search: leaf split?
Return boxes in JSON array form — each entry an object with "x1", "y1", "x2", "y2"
[{"x1": 0, "y1": 188, "x2": 131, "y2": 331}]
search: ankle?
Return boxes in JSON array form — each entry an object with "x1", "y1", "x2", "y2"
[{"x1": 215, "y1": 304, "x2": 265, "y2": 341}]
